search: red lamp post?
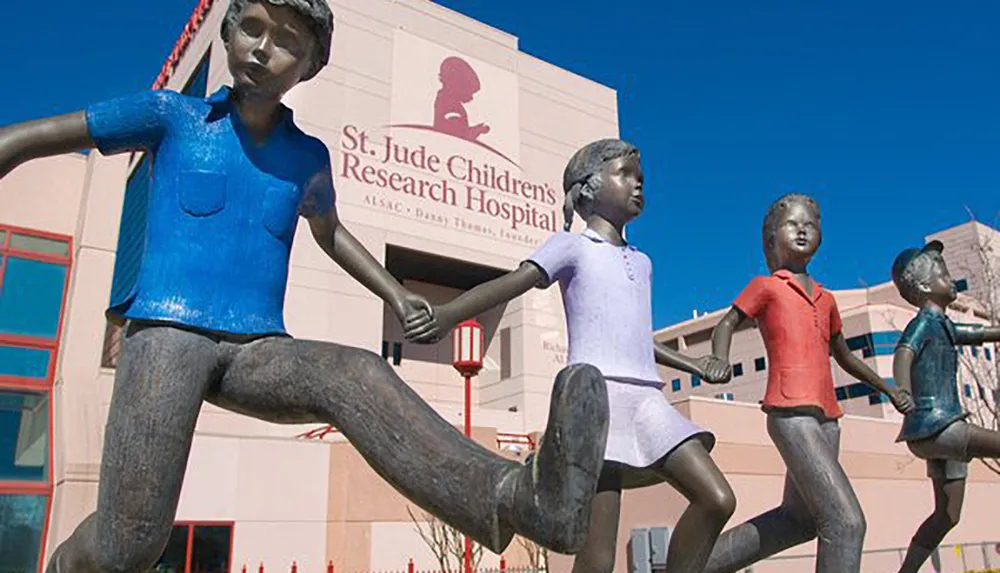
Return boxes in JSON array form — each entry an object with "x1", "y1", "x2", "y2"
[{"x1": 452, "y1": 319, "x2": 484, "y2": 573}]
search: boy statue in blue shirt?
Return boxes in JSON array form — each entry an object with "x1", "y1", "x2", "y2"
[
  {"x1": 891, "y1": 240, "x2": 1000, "y2": 573},
  {"x1": 0, "y1": 1, "x2": 609, "y2": 571}
]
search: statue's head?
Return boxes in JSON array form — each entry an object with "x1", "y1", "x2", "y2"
[
  {"x1": 562, "y1": 139, "x2": 642, "y2": 231},
  {"x1": 762, "y1": 193, "x2": 822, "y2": 273},
  {"x1": 221, "y1": 0, "x2": 334, "y2": 99}
]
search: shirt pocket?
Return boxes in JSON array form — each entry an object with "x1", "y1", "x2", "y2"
[
  {"x1": 262, "y1": 180, "x2": 301, "y2": 240},
  {"x1": 777, "y1": 368, "x2": 814, "y2": 400},
  {"x1": 177, "y1": 170, "x2": 227, "y2": 217}
]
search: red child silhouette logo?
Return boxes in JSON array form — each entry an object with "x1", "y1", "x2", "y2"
[
  {"x1": 390, "y1": 55, "x2": 517, "y2": 166},
  {"x1": 434, "y1": 56, "x2": 490, "y2": 142}
]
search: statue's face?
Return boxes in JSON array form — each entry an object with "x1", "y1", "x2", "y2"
[
  {"x1": 921, "y1": 255, "x2": 958, "y2": 305},
  {"x1": 589, "y1": 154, "x2": 645, "y2": 225},
  {"x1": 768, "y1": 201, "x2": 821, "y2": 269},
  {"x1": 225, "y1": 1, "x2": 316, "y2": 99}
]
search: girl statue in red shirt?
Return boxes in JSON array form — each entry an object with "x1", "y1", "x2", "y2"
[{"x1": 701, "y1": 193, "x2": 912, "y2": 573}]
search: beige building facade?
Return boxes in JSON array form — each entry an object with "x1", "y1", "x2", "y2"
[{"x1": 0, "y1": 1, "x2": 998, "y2": 572}]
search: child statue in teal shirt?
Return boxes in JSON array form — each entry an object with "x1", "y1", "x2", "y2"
[{"x1": 891, "y1": 240, "x2": 1000, "y2": 573}]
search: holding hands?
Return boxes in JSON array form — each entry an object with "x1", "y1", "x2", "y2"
[
  {"x1": 404, "y1": 302, "x2": 458, "y2": 344},
  {"x1": 696, "y1": 355, "x2": 732, "y2": 384},
  {"x1": 889, "y1": 388, "x2": 914, "y2": 415},
  {"x1": 393, "y1": 291, "x2": 438, "y2": 339}
]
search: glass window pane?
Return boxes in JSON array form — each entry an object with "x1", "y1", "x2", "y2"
[
  {"x1": 0, "y1": 494, "x2": 47, "y2": 573},
  {"x1": 0, "y1": 390, "x2": 49, "y2": 482},
  {"x1": 0, "y1": 345, "x2": 51, "y2": 379},
  {"x1": 0, "y1": 232, "x2": 6, "y2": 247},
  {"x1": 153, "y1": 525, "x2": 189, "y2": 573},
  {"x1": 190, "y1": 525, "x2": 232, "y2": 573},
  {"x1": 9, "y1": 234, "x2": 69, "y2": 258},
  {"x1": 0, "y1": 257, "x2": 66, "y2": 339}
]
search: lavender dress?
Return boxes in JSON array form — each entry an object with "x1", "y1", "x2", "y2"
[{"x1": 528, "y1": 229, "x2": 714, "y2": 488}]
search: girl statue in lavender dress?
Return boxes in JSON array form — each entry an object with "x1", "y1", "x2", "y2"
[{"x1": 406, "y1": 139, "x2": 736, "y2": 573}]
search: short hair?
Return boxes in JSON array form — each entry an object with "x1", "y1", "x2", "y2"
[
  {"x1": 762, "y1": 193, "x2": 821, "y2": 272},
  {"x1": 894, "y1": 251, "x2": 943, "y2": 306},
  {"x1": 562, "y1": 139, "x2": 640, "y2": 231},
  {"x1": 221, "y1": 0, "x2": 334, "y2": 82}
]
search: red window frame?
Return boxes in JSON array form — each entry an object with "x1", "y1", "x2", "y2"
[
  {"x1": 169, "y1": 521, "x2": 236, "y2": 573},
  {"x1": 0, "y1": 224, "x2": 73, "y2": 389},
  {"x1": 0, "y1": 224, "x2": 72, "y2": 573}
]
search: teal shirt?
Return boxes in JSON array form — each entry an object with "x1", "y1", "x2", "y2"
[{"x1": 896, "y1": 306, "x2": 984, "y2": 442}]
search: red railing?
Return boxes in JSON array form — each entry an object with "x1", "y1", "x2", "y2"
[
  {"x1": 297, "y1": 429, "x2": 538, "y2": 454},
  {"x1": 238, "y1": 556, "x2": 535, "y2": 573}
]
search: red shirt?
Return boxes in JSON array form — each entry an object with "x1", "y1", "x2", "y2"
[{"x1": 734, "y1": 270, "x2": 843, "y2": 419}]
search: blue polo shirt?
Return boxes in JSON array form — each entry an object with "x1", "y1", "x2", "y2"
[
  {"x1": 896, "y1": 306, "x2": 985, "y2": 442},
  {"x1": 86, "y1": 87, "x2": 335, "y2": 335}
]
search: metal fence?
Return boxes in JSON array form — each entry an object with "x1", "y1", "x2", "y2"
[
  {"x1": 235, "y1": 559, "x2": 545, "y2": 573},
  {"x1": 739, "y1": 541, "x2": 1000, "y2": 573},
  {"x1": 629, "y1": 527, "x2": 1000, "y2": 573}
]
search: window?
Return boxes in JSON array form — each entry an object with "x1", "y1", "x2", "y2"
[
  {"x1": 500, "y1": 327, "x2": 511, "y2": 380},
  {"x1": 732, "y1": 362, "x2": 744, "y2": 377},
  {"x1": 0, "y1": 393, "x2": 51, "y2": 569},
  {"x1": 0, "y1": 225, "x2": 69, "y2": 573},
  {"x1": 0, "y1": 227, "x2": 70, "y2": 381},
  {"x1": 0, "y1": 391, "x2": 49, "y2": 482},
  {"x1": 0, "y1": 493, "x2": 48, "y2": 573},
  {"x1": 754, "y1": 357, "x2": 766, "y2": 372},
  {"x1": 963, "y1": 384, "x2": 972, "y2": 398},
  {"x1": 955, "y1": 278, "x2": 968, "y2": 293},
  {"x1": 847, "y1": 383, "x2": 875, "y2": 399},
  {"x1": 869, "y1": 394, "x2": 888, "y2": 405},
  {"x1": 715, "y1": 393, "x2": 735, "y2": 402},
  {"x1": 870, "y1": 331, "x2": 901, "y2": 357},
  {"x1": 986, "y1": 348, "x2": 993, "y2": 361},
  {"x1": 845, "y1": 334, "x2": 868, "y2": 352},
  {"x1": 691, "y1": 374, "x2": 701, "y2": 388},
  {"x1": 0, "y1": 255, "x2": 69, "y2": 341},
  {"x1": 971, "y1": 346, "x2": 979, "y2": 358},
  {"x1": 837, "y1": 382, "x2": 883, "y2": 401},
  {"x1": 671, "y1": 379, "x2": 681, "y2": 392},
  {"x1": 155, "y1": 522, "x2": 233, "y2": 573},
  {"x1": 181, "y1": 50, "x2": 211, "y2": 98},
  {"x1": 846, "y1": 331, "x2": 901, "y2": 358},
  {"x1": 0, "y1": 346, "x2": 51, "y2": 382},
  {"x1": 381, "y1": 341, "x2": 402, "y2": 366}
]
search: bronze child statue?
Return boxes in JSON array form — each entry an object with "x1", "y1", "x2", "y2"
[
  {"x1": 702, "y1": 193, "x2": 913, "y2": 573},
  {"x1": 0, "y1": 1, "x2": 611, "y2": 570},
  {"x1": 890, "y1": 241, "x2": 1000, "y2": 573},
  {"x1": 407, "y1": 139, "x2": 737, "y2": 573}
]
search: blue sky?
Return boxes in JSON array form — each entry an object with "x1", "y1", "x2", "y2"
[{"x1": 3, "y1": 0, "x2": 996, "y2": 327}]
